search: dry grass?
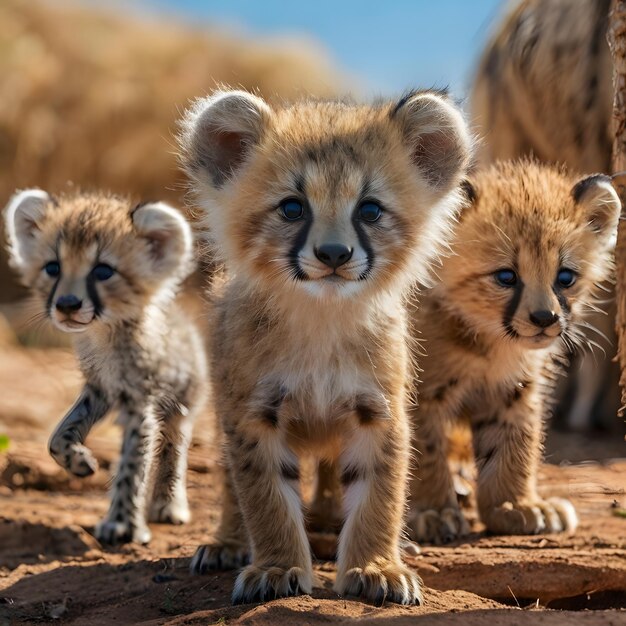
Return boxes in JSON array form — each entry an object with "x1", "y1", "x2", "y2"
[{"x1": 0, "y1": 0, "x2": 342, "y2": 302}]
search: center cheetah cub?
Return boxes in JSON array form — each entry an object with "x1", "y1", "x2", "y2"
[
  {"x1": 179, "y1": 89, "x2": 472, "y2": 604},
  {"x1": 407, "y1": 160, "x2": 621, "y2": 544},
  {"x1": 4, "y1": 191, "x2": 208, "y2": 544}
]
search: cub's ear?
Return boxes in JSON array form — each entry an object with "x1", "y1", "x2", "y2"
[
  {"x1": 4, "y1": 189, "x2": 52, "y2": 271},
  {"x1": 391, "y1": 91, "x2": 472, "y2": 192},
  {"x1": 132, "y1": 202, "x2": 193, "y2": 278},
  {"x1": 179, "y1": 89, "x2": 271, "y2": 189},
  {"x1": 572, "y1": 174, "x2": 621, "y2": 245}
]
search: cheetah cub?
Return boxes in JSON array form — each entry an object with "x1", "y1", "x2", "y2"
[
  {"x1": 179, "y1": 89, "x2": 472, "y2": 605},
  {"x1": 407, "y1": 160, "x2": 621, "y2": 544},
  {"x1": 4, "y1": 191, "x2": 208, "y2": 544}
]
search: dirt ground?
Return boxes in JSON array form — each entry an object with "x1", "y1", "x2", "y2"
[{"x1": 1, "y1": 325, "x2": 625, "y2": 625}]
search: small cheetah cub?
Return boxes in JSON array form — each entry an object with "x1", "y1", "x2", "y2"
[
  {"x1": 179, "y1": 89, "x2": 472, "y2": 605},
  {"x1": 407, "y1": 160, "x2": 621, "y2": 544},
  {"x1": 4, "y1": 191, "x2": 208, "y2": 544}
]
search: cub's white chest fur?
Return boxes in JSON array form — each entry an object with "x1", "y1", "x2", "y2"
[
  {"x1": 266, "y1": 295, "x2": 404, "y2": 420},
  {"x1": 276, "y1": 346, "x2": 366, "y2": 419}
]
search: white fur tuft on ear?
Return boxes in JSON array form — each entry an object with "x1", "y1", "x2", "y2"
[
  {"x1": 572, "y1": 174, "x2": 621, "y2": 247},
  {"x1": 132, "y1": 202, "x2": 194, "y2": 279},
  {"x1": 4, "y1": 188, "x2": 52, "y2": 271},
  {"x1": 179, "y1": 89, "x2": 271, "y2": 188},
  {"x1": 392, "y1": 91, "x2": 473, "y2": 192}
]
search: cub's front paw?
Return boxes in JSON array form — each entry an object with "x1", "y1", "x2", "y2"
[
  {"x1": 94, "y1": 518, "x2": 152, "y2": 545},
  {"x1": 148, "y1": 497, "x2": 190, "y2": 525},
  {"x1": 232, "y1": 565, "x2": 313, "y2": 604},
  {"x1": 190, "y1": 540, "x2": 250, "y2": 573},
  {"x1": 50, "y1": 441, "x2": 98, "y2": 477},
  {"x1": 407, "y1": 505, "x2": 470, "y2": 544},
  {"x1": 335, "y1": 561, "x2": 423, "y2": 606},
  {"x1": 482, "y1": 497, "x2": 578, "y2": 535}
]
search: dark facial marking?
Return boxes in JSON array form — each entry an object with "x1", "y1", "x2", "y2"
[
  {"x1": 348, "y1": 178, "x2": 377, "y2": 280},
  {"x1": 287, "y1": 210, "x2": 312, "y2": 281},
  {"x1": 502, "y1": 277, "x2": 524, "y2": 338},
  {"x1": 46, "y1": 270, "x2": 61, "y2": 318},
  {"x1": 351, "y1": 213, "x2": 375, "y2": 280},
  {"x1": 86, "y1": 270, "x2": 104, "y2": 317},
  {"x1": 552, "y1": 286, "x2": 571, "y2": 317}
]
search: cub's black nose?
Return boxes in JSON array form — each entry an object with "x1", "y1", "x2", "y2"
[
  {"x1": 315, "y1": 243, "x2": 353, "y2": 269},
  {"x1": 529, "y1": 310, "x2": 559, "y2": 328},
  {"x1": 56, "y1": 294, "x2": 83, "y2": 314}
]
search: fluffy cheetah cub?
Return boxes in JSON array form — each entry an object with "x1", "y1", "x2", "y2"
[
  {"x1": 4, "y1": 191, "x2": 208, "y2": 544},
  {"x1": 408, "y1": 160, "x2": 621, "y2": 544},
  {"x1": 179, "y1": 89, "x2": 472, "y2": 605}
]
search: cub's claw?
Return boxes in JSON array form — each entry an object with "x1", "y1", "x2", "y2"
[
  {"x1": 190, "y1": 541, "x2": 250, "y2": 573},
  {"x1": 336, "y1": 561, "x2": 423, "y2": 606},
  {"x1": 231, "y1": 565, "x2": 313, "y2": 604}
]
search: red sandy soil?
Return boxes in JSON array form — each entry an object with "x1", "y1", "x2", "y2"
[{"x1": 1, "y1": 330, "x2": 625, "y2": 625}]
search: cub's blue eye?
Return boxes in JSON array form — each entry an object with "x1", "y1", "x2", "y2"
[
  {"x1": 557, "y1": 268, "x2": 576, "y2": 288},
  {"x1": 358, "y1": 202, "x2": 382, "y2": 223},
  {"x1": 44, "y1": 261, "x2": 60, "y2": 278},
  {"x1": 92, "y1": 263, "x2": 115, "y2": 281},
  {"x1": 279, "y1": 199, "x2": 304, "y2": 221},
  {"x1": 495, "y1": 269, "x2": 517, "y2": 287}
]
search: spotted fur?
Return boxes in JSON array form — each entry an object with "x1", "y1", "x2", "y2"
[
  {"x1": 179, "y1": 89, "x2": 472, "y2": 605},
  {"x1": 4, "y1": 191, "x2": 208, "y2": 544},
  {"x1": 406, "y1": 160, "x2": 620, "y2": 543}
]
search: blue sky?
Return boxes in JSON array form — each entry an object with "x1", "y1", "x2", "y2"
[{"x1": 137, "y1": 0, "x2": 505, "y2": 99}]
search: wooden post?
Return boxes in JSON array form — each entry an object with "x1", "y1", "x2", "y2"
[{"x1": 608, "y1": 0, "x2": 626, "y2": 413}]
